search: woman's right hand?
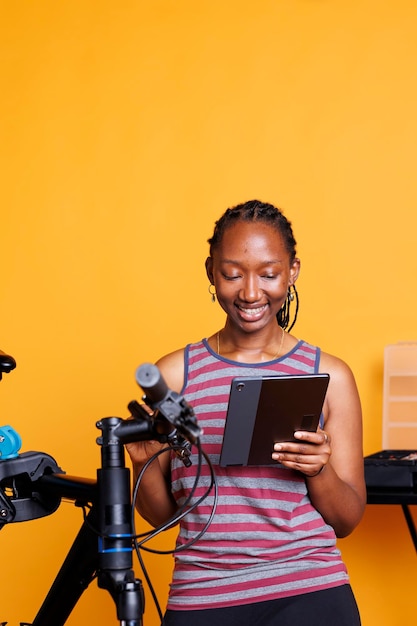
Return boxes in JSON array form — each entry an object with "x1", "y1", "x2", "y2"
[
  {"x1": 124, "y1": 402, "x2": 166, "y2": 467},
  {"x1": 125, "y1": 438, "x2": 167, "y2": 468}
]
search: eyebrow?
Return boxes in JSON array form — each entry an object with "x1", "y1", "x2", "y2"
[{"x1": 221, "y1": 259, "x2": 285, "y2": 266}]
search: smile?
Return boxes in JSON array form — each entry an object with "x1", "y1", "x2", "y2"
[{"x1": 237, "y1": 304, "x2": 268, "y2": 316}]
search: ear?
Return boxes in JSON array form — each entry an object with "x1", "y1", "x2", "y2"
[
  {"x1": 289, "y1": 257, "x2": 301, "y2": 286},
  {"x1": 205, "y1": 256, "x2": 214, "y2": 284}
]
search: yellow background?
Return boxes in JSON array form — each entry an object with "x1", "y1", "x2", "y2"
[{"x1": 1, "y1": 2, "x2": 417, "y2": 624}]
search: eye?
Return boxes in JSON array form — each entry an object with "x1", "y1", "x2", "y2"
[
  {"x1": 262, "y1": 274, "x2": 278, "y2": 280},
  {"x1": 223, "y1": 274, "x2": 241, "y2": 281}
]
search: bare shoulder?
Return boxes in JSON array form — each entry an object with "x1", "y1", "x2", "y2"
[
  {"x1": 318, "y1": 350, "x2": 361, "y2": 419},
  {"x1": 155, "y1": 348, "x2": 186, "y2": 394},
  {"x1": 319, "y1": 350, "x2": 357, "y2": 385}
]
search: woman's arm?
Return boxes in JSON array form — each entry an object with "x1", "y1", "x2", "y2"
[
  {"x1": 125, "y1": 349, "x2": 186, "y2": 528},
  {"x1": 272, "y1": 353, "x2": 366, "y2": 538}
]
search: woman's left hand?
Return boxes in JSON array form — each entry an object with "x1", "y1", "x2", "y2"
[{"x1": 271, "y1": 428, "x2": 331, "y2": 478}]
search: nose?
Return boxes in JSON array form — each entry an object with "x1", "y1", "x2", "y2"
[{"x1": 239, "y1": 274, "x2": 261, "y2": 302}]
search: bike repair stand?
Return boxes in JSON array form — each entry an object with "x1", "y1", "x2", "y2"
[{"x1": 0, "y1": 418, "x2": 145, "y2": 626}]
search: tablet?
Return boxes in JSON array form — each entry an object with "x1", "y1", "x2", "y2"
[{"x1": 219, "y1": 373, "x2": 330, "y2": 467}]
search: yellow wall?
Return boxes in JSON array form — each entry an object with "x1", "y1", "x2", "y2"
[{"x1": 1, "y1": 2, "x2": 417, "y2": 624}]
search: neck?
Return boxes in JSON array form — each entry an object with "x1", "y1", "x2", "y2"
[{"x1": 216, "y1": 326, "x2": 286, "y2": 362}]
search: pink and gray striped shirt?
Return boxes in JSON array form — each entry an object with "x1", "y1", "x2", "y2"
[{"x1": 167, "y1": 339, "x2": 349, "y2": 611}]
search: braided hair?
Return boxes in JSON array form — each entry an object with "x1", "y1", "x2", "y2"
[{"x1": 208, "y1": 199, "x2": 299, "y2": 331}]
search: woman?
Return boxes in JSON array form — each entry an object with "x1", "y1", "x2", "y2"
[{"x1": 127, "y1": 199, "x2": 366, "y2": 625}]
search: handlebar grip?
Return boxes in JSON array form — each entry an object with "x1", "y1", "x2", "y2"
[{"x1": 135, "y1": 363, "x2": 169, "y2": 404}]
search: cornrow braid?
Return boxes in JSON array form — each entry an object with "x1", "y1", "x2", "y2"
[{"x1": 208, "y1": 199, "x2": 299, "y2": 330}]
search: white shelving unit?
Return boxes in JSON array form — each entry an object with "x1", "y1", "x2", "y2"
[{"x1": 383, "y1": 342, "x2": 417, "y2": 449}]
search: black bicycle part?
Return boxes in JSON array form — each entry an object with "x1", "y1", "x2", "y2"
[
  {"x1": 0, "y1": 451, "x2": 64, "y2": 527},
  {"x1": 17, "y1": 417, "x2": 147, "y2": 626},
  {"x1": 0, "y1": 350, "x2": 16, "y2": 380}
]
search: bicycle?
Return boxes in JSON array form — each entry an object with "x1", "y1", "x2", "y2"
[{"x1": 0, "y1": 349, "x2": 215, "y2": 626}]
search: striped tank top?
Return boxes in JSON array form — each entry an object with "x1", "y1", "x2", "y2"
[{"x1": 167, "y1": 339, "x2": 349, "y2": 611}]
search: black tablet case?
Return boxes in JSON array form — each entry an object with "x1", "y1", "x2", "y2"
[{"x1": 219, "y1": 373, "x2": 330, "y2": 467}]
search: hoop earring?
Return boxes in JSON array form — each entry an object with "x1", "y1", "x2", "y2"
[
  {"x1": 208, "y1": 284, "x2": 216, "y2": 303},
  {"x1": 288, "y1": 285, "x2": 295, "y2": 301}
]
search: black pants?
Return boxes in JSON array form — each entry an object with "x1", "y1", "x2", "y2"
[{"x1": 162, "y1": 584, "x2": 361, "y2": 626}]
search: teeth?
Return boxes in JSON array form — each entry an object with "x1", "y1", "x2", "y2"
[{"x1": 239, "y1": 305, "x2": 266, "y2": 315}]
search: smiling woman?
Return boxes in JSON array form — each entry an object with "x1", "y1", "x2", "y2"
[
  {"x1": 126, "y1": 199, "x2": 366, "y2": 626},
  {"x1": 205, "y1": 203, "x2": 300, "y2": 361}
]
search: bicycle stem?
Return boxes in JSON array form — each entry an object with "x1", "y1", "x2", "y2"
[{"x1": 96, "y1": 417, "x2": 145, "y2": 626}]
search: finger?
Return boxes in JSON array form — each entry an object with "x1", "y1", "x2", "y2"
[
  {"x1": 314, "y1": 428, "x2": 331, "y2": 446},
  {"x1": 293, "y1": 430, "x2": 326, "y2": 444},
  {"x1": 273, "y1": 455, "x2": 326, "y2": 477}
]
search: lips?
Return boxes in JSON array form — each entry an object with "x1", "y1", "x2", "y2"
[{"x1": 236, "y1": 304, "x2": 268, "y2": 319}]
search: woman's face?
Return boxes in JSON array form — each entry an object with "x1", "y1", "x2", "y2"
[{"x1": 206, "y1": 221, "x2": 300, "y2": 333}]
